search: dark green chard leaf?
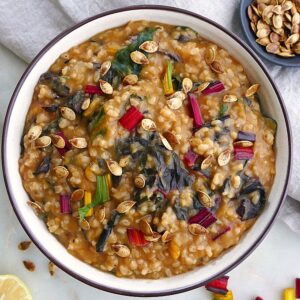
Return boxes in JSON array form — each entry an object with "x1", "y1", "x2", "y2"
[
  {"x1": 96, "y1": 211, "x2": 121, "y2": 252},
  {"x1": 111, "y1": 27, "x2": 156, "y2": 77},
  {"x1": 39, "y1": 72, "x2": 70, "y2": 97},
  {"x1": 172, "y1": 74, "x2": 182, "y2": 91},
  {"x1": 42, "y1": 104, "x2": 59, "y2": 112},
  {"x1": 67, "y1": 91, "x2": 84, "y2": 114},
  {"x1": 42, "y1": 120, "x2": 59, "y2": 135},
  {"x1": 173, "y1": 203, "x2": 188, "y2": 221},
  {"x1": 34, "y1": 156, "x2": 51, "y2": 175}
]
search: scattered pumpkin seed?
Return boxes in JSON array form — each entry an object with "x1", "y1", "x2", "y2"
[
  {"x1": 116, "y1": 200, "x2": 136, "y2": 214},
  {"x1": 134, "y1": 174, "x2": 146, "y2": 189},
  {"x1": 111, "y1": 244, "x2": 131, "y2": 258},
  {"x1": 245, "y1": 84, "x2": 260, "y2": 97},
  {"x1": 53, "y1": 166, "x2": 69, "y2": 178},
  {"x1": 159, "y1": 133, "x2": 173, "y2": 151},
  {"x1": 197, "y1": 82, "x2": 211, "y2": 93},
  {"x1": 27, "y1": 125, "x2": 42, "y2": 141},
  {"x1": 188, "y1": 224, "x2": 207, "y2": 235},
  {"x1": 95, "y1": 207, "x2": 106, "y2": 223},
  {"x1": 130, "y1": 50, "x2": 149, "y2": 64},
  {"x1": 50, "y1": 134, "x2": 65, "y2": 149},
  {"x1": 286, "y1": 33, "x2": 300, "y2": 44},
  {"x1": 266, "y1": 42, "x2": 280, "y2": 53},
  {"x1": 198, "y1": 191, "x2": 214, "y2": 208},
  {"x1": 99, "y1": 80, "x2": 113, "y2": 94},
  {"x1": 141, "y1": 118, "x2": 157, "y2": 131},
  {"x1": 201, "y1": 154, "x2": 214, "y2": 170},
  {"x1": 209, "y1": 61, "x2": 224, "y2": 74},
  {"x1": 170, "y1": 91, "x2": 186, "y2": 100},
  {"x1": 139, "y1": 218, "x2": 153, "y2": 235},
  {"x1": 166, "y1": 97, "x2": 183, "y2": 110},
  {"x1": 144, "y1": 232, "x2": 161, "y2": 242},
  {"x1": 163, "y1": 131, "x2": 180, "y2": 146},
  {"x1": 60, "y1": 107, "x2": 76, "y2": 121},
  {"x1": 71, "y1": 189, "x2": 84, "y2": 201},
  {"x1": 119, "y1": 155, "x2": 131, "y2": 168},
  {"x1": 69, "y1": 137, "x2": 87, "y2": 149},
  {"x1": 182, "y1": 78, "x2": 193, "y2": 94},
  {"x1": 79, "y1": 218, "x2": 90, "y2": 230},
  {"x1": 99, "y1": 61, "x2": 111, "y2": 77},
  {"x1": 106, "y1": 159, "x2": 122, "y2": 176},
  {"x1": 161, "y1": 231, "x2": 174, "y2": 243},
  {"x1": 218, "y1": 149, "x2": 231, "y2": 167},
  {"x1": 204, "y1": 47, "x2": 216, "y2": 64},
  {"x1": 123, "y1": 74, "x2": 139, "y2": 85},
  {"x1": 81, "y1": 98, "x2": 91, "y2": 110},
  {"x1": 27, "y1": 201, "x2": 44, "y2": 216},
  {"x1": 223, "y1": 94, "x2": 238, "y2": 103},
  {"x1": 139, "y1": 40, "x2": 159, "y2": 53},
  {"x1": 35, "y1": 136, "x2": 51, "y2": 148}
]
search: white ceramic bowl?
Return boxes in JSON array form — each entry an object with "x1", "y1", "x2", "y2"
[{"x1": 2, "y1": 5, "x2": 292, "y2": 297}]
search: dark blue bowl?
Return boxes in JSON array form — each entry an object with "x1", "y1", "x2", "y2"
[{"x1": 240, "y1": 0, "x2": 300, "y2": 67}]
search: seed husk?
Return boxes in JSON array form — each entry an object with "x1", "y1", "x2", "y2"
[
  {"x1": 81, "y1": 98, "x2": 91, "y2": 110},
  {"x1": 245, "y1": 84, "x2": 260, "y2": 97},
  {"x1": 79, "y1": 219, "x2": 90, "y2": 230},
  {"x1": 139, "y1": 218, "x2": 153, "y2": 235},
  {"x1": 71, "y1": 189, "x2": 84, "y2": 201},
  {"x1": 198, "y1": 191, "x2": 214, "y2": 208},
  {"x1": 123, "y1": 74, "x2": 138, "y2": 85},
  {"x1": 161, "y1": 231, "x2": 174, "y2": 243},
  {"x1": 204, "y1": 47, "x2": 216, "y2": 64},
  {"x1": 99, "y1": 61, "x2": 111, "y2": 77},
  {"x1": 251, "y1": 3, "x2": 260, "y2": 16},
  {"x1": 48, "y1": 262, "x2": 56, "y2": 276},
  {"x1": 95, "y1": 207, "x2": 106, "y2": 223},
  {"x1": 223, "y1": 94, "x2": 238, "y2": 103},
  {"x1": 233, "y1": 140, "x2": 254, "y2": 147},
  {"x1": 134, "y1": 174, "x2": 146, "y2": 189},
  {"x1": 23, "y1": 260, "x2": 35, "y2": 272},
  {"x1": 166, "y1": 97, "x2": 183, "y2": 110},
  {"x1": 141, "y1": 118, "x2": 156, "y2": 131},
  {"x1": 282, "y1": 1, "x2": 294, "y2": 11},
  {"x1": 292, "y1": 13, "x2": 300, "y2": 25},
  {"x1": 106, "y1": 159, "x2": 122, "y2": 176},
  {"x1": 53, "y1": 165, "x2": 69, "y2": 178},
  {"x1": 272, "y1": 4, "x2": 282, "y2": 14},
  {"x1": 209, "y1": 61, "x2": 224, "y2": 74},
  {"x1": 188, "y1": 224, "x2": 207, "y2": 235},
  {"x1": 182, "y1": 78, "x2": 193, "y2": 94},
  {"x1": 111, "y1": 244, "x2": 131, "y2": 258},
  {"x1": 266, "y1": 42, "x2": 280, "y2": 53},
  {"x1": 257, "y1": 28, "x2": 271, "y2": 38},
  {"x1": 284, "y1": 21, "x2": 292, "y2": 30},
  {"x1": 50, "y1": 134, "x2": 66, "y2": 148},
  {"x1": 69, "y1": 137, "x2": 87, "y2": 149},
  {"x1": 159, "y1": 133, "x2": 173, "y2": 151},
  {"x1": 218, "y1": 149, "x2": 231, "y2": 166},
  {"x1": 18, "y1": 241, "x2": 31, "y2": 251},
  {"x1": 60, "y1": 106, "x2": 76, "y2": 121},
  {"x1": 139, "y1": 40, "x2": 158, "y2": 53},
  {"x1": 285, "y1": 12, "x2": 292, "y2": 22},
  {"x1": 262, "y1": 5, "x2": 274, "y2": 20},
  {"x1": 99, "y1": 79, "x2": 113, "y2": 94},
  {"x1": 35, "y1": 136, "x2": 52, "y2": 148},
  {"x1": 286, "y1": 33, "x2": 300, "y2": 44},
  {"x1": 27, "y1": 201, "x2": 44, "y2": 216},
  {"x1": 201, "y1": 154, "x2": 214, "y2": 170},
  {"x1": 270, "y1": 32, "x2": 280, "y2": 42},
  {"x1": 119, "y1": 155, "x2": 131, "y2": 168},
  {"x1": 144, "y1": 232, "x2": 161, "y2": 242},
  {"x1": 197, "y1": 82, "x2": 211, "y2": 93},
  {"x1": 130, "y1": 50, "x2": 149, "y2": 64},
  {"x1": 27, "y1": 125, "x2": 42, "y2": 141},
  {"x1": 116, "y1": 200, "x2": 136, "y2": 214},
  {"x1": 256, "y1": 37, "x2": 271, "y2": 46},
  {"x1": 163, "y1": 131, "x2": 180, "y2": 146}
]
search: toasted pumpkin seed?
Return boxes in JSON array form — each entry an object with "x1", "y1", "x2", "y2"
[
  {"x1": 182, "y1": 77, "x2": 193, "y2": 94},
  {"x1": 198, "y1": 191, "x2": 214, "y2": 208},
  {"x1": 188, "y1": 223, "x2": 207, "y2": 235},
  {"x1": 53, "y1": 166, "x2": 69, "y2": 178},
  {"x1": 245, "y1": 84, "x2": 260, "y2": 97},
  {"x1": 234, "y1": 140, "x2": 254, "y2": 147},
  {"x1": 272, "y1": 4, "x2": 282, "y2": 14},
  {"x1": 27, "y1": 201, "x2": 44, "y2": 216},
  {"x1": 159, "y1": 133, "x2": 173, "y2": 151},
  {"x1": 81, "y1": 98, "x2": 91, "y2": 110},
  {"x1": 197, "y1": 82, "x2": 210, "y2": 93},
  {"x1": 123, "y1": 74, "x2": 139, "y2": 85},
  {"x1": 27, "y1": 125, "x2": 42, "y2": 141},
  {"x1": 139, "y1": 40, "x2": 158, "y2": 53},
  {"x1": 250, "y1": 21, "x2": 257, "y2": 32},
  {"x1": 99, "y1": 61, "x2": 111, "y2": 77},
  {"x1": 134, "y1": 174, "x2": 146, "y2": 189},
  {"x1": 218, "y1": 149, "x2": 231, "y2": 166},
  {"x1": 286, "y1": 33, "x2": 300, "y2": 44},
  {"x1": 60, "y1": 106, "x2": 76, "y2": 121},
  {"x1": 116, "y1": 200, "x2": 136, "y2": 214},
  {"x1": 50, "y1": 134, "x2": 65, "y2": 149},
  {"x1": 170, "y1": 91, "x2": 186, "y2": 100},
  {"x1": 95, "y1": 207, "x2": 106, "y2": 223},
  {"x1": 119, "y1": 155, "x2": 131, "y2": 168},
  {"x1": 163, "y1": 131, "x2": 180, "y2": 145},
  {"x1": 35, "y1": 136, "x2": 51, "y2": 148},
  {"x1": 69, "y1": 137, "x2": 87, "y2": 149},
  {"x1": 106, "y1": 159, "x2": 122, "y2": 176},
  {"x1": 79, "y1": 219, "x2": 90, "y2": 230},
  {"x1": 201, "y1": 154, "x2": 214, "y2": 170},
  {"x1": 99, "y1": 79, "x2": 113, "y2": 95},
  {"x1": 71, "y1": 189, "x2": 84, "y2": 201},
  {"x1": 161, "y1": 231, "x2": 174, "y2": 243},
  {"x1": 248, "y1": 6, "x2": 254, "y2": 19},
  {"x1": 111, "y1": 244, "x2": 131, "y2": 258},
  {"x1": 130, "y1": 50, "x2": 149, "y2": 64},
  {"x1": 204, "y1": 47, "x2": 216, "y2": 64},
  {"x1": 223, "y1": 94, "x2": 238, "y2": 103},
  {"x1": 292, "y1": 24, "x2": 300, "y2": 34},
  {"x1": 282, "y1": 1, "x2": 293, "y2": 11},
  {"x1": 257, "y1": 28, "x2": 271, "y2": 38},
  {"x1": 277, "y1": 51, "x2": 295, "y2": 56},
  {"x1": 266, "y1": 42, "x2": 280, "y2": 53},
  {"x1": 166, "y1": 97, "x2": 183, "y2": 110},
  {"x1": 293, "y1": 12, "x2": 300, "y2": 25},
  {"x1": 256, "y1": 37, "x2": 271, "y2": 46},
  {"x1": 144, "y1": 232, "x2": 161, "y2": 242},
  {"x1": 209, "y1": 61, "x2": 224, "y2": 74},
  {"x1": 141, "y1": 118, "x2": 156, "y2": 131},
  {"x1": 139, "y1": 218, "x2": 153, "y2": 235},
  {"x1": 251, "y1": 3, "x2": 260, "y2": 16},
  {"x1": 270, "y1": 32, "x2": 280, "y2": 42}
]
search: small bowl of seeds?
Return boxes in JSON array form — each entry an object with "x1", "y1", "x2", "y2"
[{"x1": 240, "y1": 0, "x2": 300, "y2": 67}]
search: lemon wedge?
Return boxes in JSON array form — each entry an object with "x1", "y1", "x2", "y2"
[{"x1": 0, "y1": 275, "x2": 32, "y2": 300}]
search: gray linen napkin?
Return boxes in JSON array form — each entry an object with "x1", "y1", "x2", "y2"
[{"x1": 0, "y1": 0, "x2": 299, "y2": 232}]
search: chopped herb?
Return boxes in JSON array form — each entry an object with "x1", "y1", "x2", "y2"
[
  {"x1": 163, "y1": 61, "x2": 174, "y2": 95},
  {"x1": 88, "y1": 107, "x2": 105, "y2": 133},
  {"x1": 219, "y1": 104, "x2": 228, "y2": 118},
  {"x1": 39, "y1": 72, "x2": 70, "y2": 97}
]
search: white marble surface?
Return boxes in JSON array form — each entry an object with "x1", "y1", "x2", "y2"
[{"x1": 0, "y1": 43, "x2": 299, "y2": 300}]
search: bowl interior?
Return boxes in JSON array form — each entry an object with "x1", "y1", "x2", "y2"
[
  {"x1": 240, "y1": 0, "x2": 300, "y2": 67},
  {"x1": 3, "y1": 6, "x2": 291, "y2": 296}
]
